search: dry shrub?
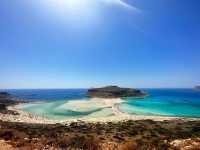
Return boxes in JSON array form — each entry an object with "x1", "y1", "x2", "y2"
[
  {"x1": 65, "y1": 136, "x2": 101, "y2": 150},
  {"x1": 120, "y1": 141, "x2": 138, "y2": 150}
]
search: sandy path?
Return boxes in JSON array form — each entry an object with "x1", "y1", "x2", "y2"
[{"x1": 0, "y1": 140, "x2": 17, "y2": 150}]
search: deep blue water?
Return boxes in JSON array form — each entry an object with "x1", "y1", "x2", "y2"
[
  {"x1": 0, "y1": 89, "x2": 87, "y2": 101},
  {"x1": 1, "y1": 88, "x2": 200, "y2": 118}
]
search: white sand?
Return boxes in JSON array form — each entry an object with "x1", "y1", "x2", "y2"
[
  {"x1": 0, "y1": 98, "x2": 199, "y2": 124},
  {"x1": 56, "y1": 98, "x2": 123, "y2": 112}
]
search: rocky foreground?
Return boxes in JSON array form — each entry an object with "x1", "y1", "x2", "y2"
[
  {"x1": 87, "y1": 86, "x2": 147, "y2": 98},
  {"x1": 0, "y1": 120, "x2": 200, "y2": 150}
]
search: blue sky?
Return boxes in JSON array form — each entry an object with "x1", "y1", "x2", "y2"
[{"x1": 0, "y1": 0, "x2": 200, "y2": 89}]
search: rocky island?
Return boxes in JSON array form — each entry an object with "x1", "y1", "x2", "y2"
[
  {"x1": 87, "y1": 86, "x2": 147, "y2": 98},
  {"x1": 195, "y1": 85, "x2": 200, "y2": 91}
]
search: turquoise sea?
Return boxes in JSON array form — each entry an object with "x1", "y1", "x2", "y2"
[
  {"x1": 1, "y1": 89, "x2": 200, "y2": 119},
  {"x1": 120, "y1": 89, "x2": 200, "y2": 118}
]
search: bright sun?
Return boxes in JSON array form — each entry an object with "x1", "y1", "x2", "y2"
[
  {"x1": 30, "y1": 0, "x2": 137, "y2": 28},
  {"x1": 38, "y1": 0, "x2": 135, "y2": 17}
]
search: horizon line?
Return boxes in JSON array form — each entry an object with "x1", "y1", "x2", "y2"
[{"x1": 0, "y1": 87, "x2": 194, "y2": 90}]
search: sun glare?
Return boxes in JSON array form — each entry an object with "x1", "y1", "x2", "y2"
[
  {"x1": 36, "y1": 0, "x2": 99, "y2": 27},
  {"x1": 29, "y1": 0, "x2": 138, "y2": 29},
  {"x1": 47, "y1": 0, "x2": 94, "y2": 14}
]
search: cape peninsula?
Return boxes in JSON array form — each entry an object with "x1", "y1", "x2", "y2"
[{"x1": 87, "y1": 86, "x2": 147, "y2": 98}]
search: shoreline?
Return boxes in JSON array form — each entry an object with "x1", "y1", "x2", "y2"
[{"x1": 0, "y1": 98, "x2": 199, "y2": 124}]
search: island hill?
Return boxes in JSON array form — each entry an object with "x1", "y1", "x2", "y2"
[
  {"x1": 194, "y1": 85, "x2": 200, "y2": 90},
  {"x1": 87, "y1": 86, "x2": 147, "y2": 98}
]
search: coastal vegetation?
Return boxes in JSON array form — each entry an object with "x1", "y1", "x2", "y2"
[{"x1": 0, "y1": 120, "x2": 200, "y2": 149}]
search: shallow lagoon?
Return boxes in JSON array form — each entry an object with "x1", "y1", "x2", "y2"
[
  {"x1": 17, "y1": 98, "x2": 114, "y2": 120},
  {"x1": 3, "y1": 89, "x2": 200, "y2": 119}
]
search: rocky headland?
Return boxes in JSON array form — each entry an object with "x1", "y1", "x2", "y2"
[
  {"x1": 0, "y1": 92, "x2": 22, "y2": 115},
  {"x1": 87, "y1": 86, "x2": 147, "y2": 98}
]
